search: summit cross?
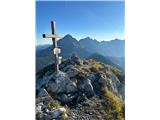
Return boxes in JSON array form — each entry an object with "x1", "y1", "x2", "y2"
[{"x1": 42, "y1": 21, "x2": 64, "y2": 73}]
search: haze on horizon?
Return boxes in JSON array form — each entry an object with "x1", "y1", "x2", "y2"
[{"x1": 36, "y1": 1, "x2": 124, "y2": 45}]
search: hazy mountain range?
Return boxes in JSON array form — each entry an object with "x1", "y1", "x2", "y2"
[{"x1": 36, "y1": 34, "x2": 125, "y2": 72}]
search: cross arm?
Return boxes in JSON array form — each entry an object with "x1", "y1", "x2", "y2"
[{"x1": 42, "y1": 34, "x2": 64, "y2": 38}]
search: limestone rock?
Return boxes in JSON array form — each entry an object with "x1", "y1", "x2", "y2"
[
  {"x1": 46, "y1": 71, "x2": 77, "y2": 97},
  {"x1": 70, "y1": 53, "x2": 82, "y2": 65},
  {"x1": 87, "y1": 74, "x2": 96, "y2": 83},
  {"x1": 36, "y1": 56, "x2": 125, "y2": 120},
  {"x1": 66, "y1": 82, "x2": 77, "y2": 94},
  {"x1": 36, "y1": 75, "x2": 51, "y2": 90},
  {"x1": 63, "y1": 65, "x2": 79, "y2": 78},
  {"x1": 78, "y1": 78, "x2": 95, "y2": 97},
  {"x1": 47, "y1": 79, "x2": 58, "y2": 93},
  {"x1": 50, "y1": 108, "x2": 66, "y2": 118},
  {"x1": 108, "y1": 74, "x2": 121, "y2": 96}
]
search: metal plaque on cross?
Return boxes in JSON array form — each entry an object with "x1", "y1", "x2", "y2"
[{"x1": 53, "y1": 48, "x2": 61, "y2": 55}]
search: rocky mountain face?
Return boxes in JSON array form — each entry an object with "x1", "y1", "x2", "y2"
[
  {"x1": 36, "y1": 34, "x2": 125, "y2": 72},
  {"x1": 36, "y1": 54, "x2": 125, "y2": 120},
  {"x1": 79, "y1": 37, "x2": 125, "y2": 57}
]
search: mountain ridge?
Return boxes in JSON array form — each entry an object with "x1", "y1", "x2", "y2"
[
  {"x1": 36, "y1": 34, "x2": 124, "y2": 46},
  {"x1": 36, "y1": 34, "x2": 125, "y2": 72}
]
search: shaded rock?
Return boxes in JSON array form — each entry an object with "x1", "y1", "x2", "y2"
[
  {"x1": 98, "y1": 75, "x2": 107, "y2": 85},
  {"x1": 78, "y1": 78, "x2": 95, "y2": 97},
  {"x1": 66, "y1": 81, "x2": 77, "y2": 94},
  {"x1": 55, "y1": 71, "x2": 77, "y2": 93},
  {"x1": 108, "y1": 74, "x2": 121, "y2": 95},
  {"x1": 43, "y1": 113, "x2": 52, "y2": 120},
  {"x1": 36, "y1": 114, "x2": 44, "y2": 120},
  {"x1": 76, "y1": 93, "x2": 88, "y2": 103},
  {"x1": 36, "y1": 75, "x2": 51, "y2": 90},
  {"x1": 87, "y1": 74, "x2": 96, "y2": 83},
  {"x1": 70, "y1": 53, "x2": 82, "y2": 65},
  {"x1": 63, "y1": 65, "x2": 79, "y2": 78},
  {"x1": 38, "y1": 88, "x2": 49, "y2": 97},
  {"x1": 50, "y1": 108, "x2": 66, "y2": 118},
  {"x1": 118, "y1": 83, "x2": 125, "y2": 100},
  {"x1": 58, "y1": 94, "x2": 70, "y2": 103},
  {"x1": 58, "y1": 94, "x2": 77, "y2": 104},
  {"x1": 46, "y1": 71, "x2": 77, "y2": 94},
  {"x1": 47, "y1": 78, "x2": 58, "y2": 93}
]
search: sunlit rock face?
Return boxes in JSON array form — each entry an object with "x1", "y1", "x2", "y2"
[{"x1": 36, "y1": 54, "x2": 125, "y2": 120}]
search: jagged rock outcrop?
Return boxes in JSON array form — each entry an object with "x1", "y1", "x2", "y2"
[
  {"x1": 36, "y1": 54, "x2": 125, "y2": 120},
  {"x1": 78, "y1": 78, "x2": 95, "y2": 97},
  {"x1": 70, "y1": 53, "x2": 83, "y2": 65},
  {"x1": 63, "y1": 65, "x2": 80, "y2": 78},
  {"x1": 36, "y1": 100, "x2": 67, "y2": 120},
  {"x1": 46, "y1": 71, "x2": 77, "y2": 94}
]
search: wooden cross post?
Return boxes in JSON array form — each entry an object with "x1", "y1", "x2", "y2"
[{"x1": 42, "y1": 21, "x2": 63, "y2": 73}]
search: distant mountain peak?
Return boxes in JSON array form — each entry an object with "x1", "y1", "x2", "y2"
[
  {"x1": 84, "y1": 37, "x2": 92, "y2": 40},
  {"x1": 79, "y1": 37, "x2": 98, "y2": 43},
  {"x1": 36, "y1": 35, "x2": 124, "y2": 72},
  {"x1": 81, "y1": 36, "x2": 94, "y2": 40},
  {"x1": 59, "y1": 34, "x2": 78, "y2": 44},
  {"x1": 113, "y1": 38, "x2": 122, "y2": 41},
  {"x1": 63, "y1": 34, "x2": 73, "y2": 39}
]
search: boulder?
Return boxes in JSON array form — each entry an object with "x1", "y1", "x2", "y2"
[
  {"x1": 55, "y1": 71, "x2": 75, "y2": 93},
  {"x1": 50, "y1": 108, "x2": 66, "y2": 118},
  {"x1": 70, "y1": 53, "x2": 82, "y2": 65},
  {"x1": 46, "y1": 71, "x2": 77, "y2": 95},
  {"x1": 47, "y1": 79, "x2": 58, "y2": 93},
  {"x1": 78, "y1": 78, "x2": 95, "y2": 97},
  {"x1": 63, "y1": 65, "x2": 79, "y2": 78},
  {"x1": 66, "y1": 81, "x2": 77, "y2": 94},
  {"x1": 45, "y1": 71, "x2": 68, "y2": 93},
  {"x1": 36, "y1": 75, "x2": 51, "y2": 90}
]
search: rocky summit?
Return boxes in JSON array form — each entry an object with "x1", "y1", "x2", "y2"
[{"x1": 36, "y1": 54, "x2": 125, "y2": 120}]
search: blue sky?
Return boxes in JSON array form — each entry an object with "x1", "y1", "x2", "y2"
[{"x1": 36, "y1": 1, "x2": 124, "y2": 44}]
